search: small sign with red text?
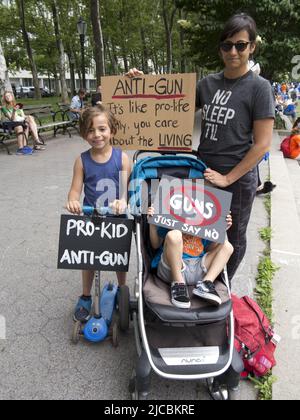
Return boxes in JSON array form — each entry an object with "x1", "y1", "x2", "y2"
[{"x1": 149, "y1": 176, "x2": 232, "y2": 244}]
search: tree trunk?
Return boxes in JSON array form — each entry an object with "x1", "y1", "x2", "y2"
[
  {"x1": 0, "y1": 41, "x2": 12, "y2": 95},
  {"x1": 120, "y1": 1, "x2": 129, "y2": 73},
  {"x1": 178, "y1": 9, "x2": 186, "y2": 73},
  {"x1": 68, "y1": 53, "x2": 76, "y2": 96},
  {"x1": 161, "y1": 0, "x2": 177, "y2": 74},
  {"x1": 52, "y1": 0, "x2": 69, "y2": 104},
  {"x1": 90, "y1": 0, "x2": 106, "y2": 85},
  {"x1": 137, "y1": 1, "x2": 149, "y2": 74},
  {"x1": 54, "y1": 73, "x2": 60, "y2": 96},
  {"x1": 17, "y1": 0, "x2": 41, "y2": 99},
  {"x1": 105, "y1": 40, "x2": 117, "y2": 74},
  {"x1": 140, "y1": 27, "x2": 149, "y2": 74}
]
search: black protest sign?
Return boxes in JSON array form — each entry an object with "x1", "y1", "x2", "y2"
[
  {"x1": 148, "y1": 177, "x2": 233, "y2": 244},
  {"x1": 58, "y1": 215, "x2": 133, "y2": 272}
]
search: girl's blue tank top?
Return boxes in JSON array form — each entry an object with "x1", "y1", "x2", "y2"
[{"x1": 81, "y1": 148, "x2": 122, "y2": 208}]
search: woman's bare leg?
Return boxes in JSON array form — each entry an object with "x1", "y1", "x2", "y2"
[
  {"x1": 26, "y1": 116, "x2": 41, "y2": 143},
  {"x1": 15, "y1": 126, "x2": 25, "y2": 149}
]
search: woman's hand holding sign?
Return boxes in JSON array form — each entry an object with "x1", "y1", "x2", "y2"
[{"x1": 126, "y1": 68, "x2": 144, "y2": 78}]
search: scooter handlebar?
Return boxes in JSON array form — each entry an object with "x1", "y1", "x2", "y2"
[{"x1": 82, "y1": 206, "x2": 129, "y2": 217}]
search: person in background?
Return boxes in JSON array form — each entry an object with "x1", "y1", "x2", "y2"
[
  {"x1": 1, "y1": 91, "x2": 45, "y2": 155},
  {"x1": 91, "y1": 85, "x2": 102, "y2": 107},
  {"x1": 70, "y1": 88, "x2": 86, "y2": 121}
]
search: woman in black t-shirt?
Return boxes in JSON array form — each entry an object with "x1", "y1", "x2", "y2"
[
  {"x1": 196, "y1": 14, "x2": 274, "y2": 281},
  {"x1": 127, "y1": 14, "x2": 274, "y2": 282}
]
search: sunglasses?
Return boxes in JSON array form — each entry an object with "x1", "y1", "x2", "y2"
[{"x1": 220, "y1": 41, "x2": 252, "y2": 53}]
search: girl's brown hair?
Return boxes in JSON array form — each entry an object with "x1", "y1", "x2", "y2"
[
  {"x1": 79, "y1": 105, "x2": 118, "y2": 139},
  {"x1": 2, "y1": 91, "x2": 16, "y2": 107}
]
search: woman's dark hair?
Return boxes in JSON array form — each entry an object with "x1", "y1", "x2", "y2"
[{"x1": 220, "y1": 13, "x2": 257, "y2": 43}]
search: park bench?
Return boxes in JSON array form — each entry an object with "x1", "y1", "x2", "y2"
[
  {"x1": 0, "y1": 121, "x2": 28, "y2": 155},
  {"x1": 0, "y1": 104, "x2": 75, "y2": 154},
  {"x1": 0, "y1": 125, "x2": 11, "y2": 154},
  {"x1": 24, "y1": 105, "x2": 74, "y2": 139},
  {"x1": 57, "y1": 102, "x2": 80, "y2": 134}
]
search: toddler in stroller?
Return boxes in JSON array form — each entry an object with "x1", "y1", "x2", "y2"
[
  {"x1": 147, "y1": 206, "x2": 233, "y2": 309},
  {"x1": 128, "y1": 151, "x2": 244, "y2": 400}
]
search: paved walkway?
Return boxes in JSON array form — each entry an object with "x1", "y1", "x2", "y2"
[
  {"x1": 0, "y1": 133, "x2": 267, "y2": 400},
  {"x1": 271, "y1": 132, "x2": 300, "y2": 400}
]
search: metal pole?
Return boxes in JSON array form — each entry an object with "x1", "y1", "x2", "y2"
[{"x1": 80, "y1": 34, "x2": 86, "y2": 90}]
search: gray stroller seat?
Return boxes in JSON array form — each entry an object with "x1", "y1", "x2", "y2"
[{"x1": 144, "y1": 274, "x2": 232, "y2": 324}]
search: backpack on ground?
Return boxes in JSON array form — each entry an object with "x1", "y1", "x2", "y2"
[
  {"x1": 232, "y1": 295, "x2": 279, "y2": 378},
  {"x1": 280, "y1": 136, "x2": 291, "y2": 158}
]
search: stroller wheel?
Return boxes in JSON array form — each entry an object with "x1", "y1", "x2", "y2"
[
  {"x1": 118, "y1": 285, "x2": 130, "y2": 332},
  {"x1": 206, "y1": 379, "x2": 229, "y2": 401},
  {"x1": 72, "y1": 321, "x2": 82, "y2": 345}
]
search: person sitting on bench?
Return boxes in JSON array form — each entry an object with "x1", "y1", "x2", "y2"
[{"x1": 1, "y1": 91, "x2": 45, "y2": 154}]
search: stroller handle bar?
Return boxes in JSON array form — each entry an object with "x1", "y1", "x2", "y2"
[{"x1": 133, "y1": 149, "x2": 200, "y2": 164}]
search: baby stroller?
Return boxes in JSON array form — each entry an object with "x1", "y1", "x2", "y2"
[{"x1": 128, "y1": 151, "x2": 244, "y2": 401}]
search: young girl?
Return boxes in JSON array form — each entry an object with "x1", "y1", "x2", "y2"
[
  {"x1": 1, "y1": 91, "x2": 45, "y2": 155},
  {"x1": 66, "y1": 105, "x2": 131, "y2": 322}
]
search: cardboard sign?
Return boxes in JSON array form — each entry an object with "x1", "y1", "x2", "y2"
[
  {"x1": 57, "y1": 215, "x2": 133, "y2": 272},
  {"x1": 101, "y1": 73, "x2": 196, "y2": 151},
  {"x1": 148, "y1": 177, "x2": 233, "y2": 244}
]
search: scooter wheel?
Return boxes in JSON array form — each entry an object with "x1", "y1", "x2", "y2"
[
  {"x1": 72, "y1": 321, "x2": 82, "y2": 345},
  {"x1": 112, "y1": 323, "x2": 119, "y2": 348},
  {"x1": 118, "y1": 285, "x2": 130, "y2": 332}
]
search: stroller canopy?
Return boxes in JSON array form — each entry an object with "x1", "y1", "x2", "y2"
[{"x1": 129, "y1": 155, "x2": 207, "y2": 215}]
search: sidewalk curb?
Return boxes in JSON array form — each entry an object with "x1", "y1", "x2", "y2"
[{"x1": 270, "y1": 131, "x2": 300, "y2": 400}]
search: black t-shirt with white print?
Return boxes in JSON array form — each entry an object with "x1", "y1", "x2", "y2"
[{"x1": 196, "y1": 70, "x2": 275, "y2": 174}]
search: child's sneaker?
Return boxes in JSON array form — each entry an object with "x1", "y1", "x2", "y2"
[
  {"x1": 193, "y1": 281, "x2": 222, "y2": 306},
  {"x1": 74, "y1": 296, "x2": 92, "y2": 322},
  {"x1": 16, "y1": 148, "x2": 24, "y2": 155},
  {"x1": 171, "y1": 283, "x2": 191, "y2": 309}
]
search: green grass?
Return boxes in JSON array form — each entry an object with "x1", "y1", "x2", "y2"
[
  {"x1": 264, "y1": 194, "x2": 271, "y2": 217},
  {"x1": 20, "y1": 96, "x2": 62, "y2": 112},
  {"x1": 250, "y1": 374, "x2": 277, "y2": 401},
  {"x1": 255, "y1": 257, "x2": 279, "y2": 322},
  {"x1": 252, "y1": 171, "x2": 280, "y2": 400},
  {"x1": 259, "y1": 227, "x2": 273, "y2": 244}
]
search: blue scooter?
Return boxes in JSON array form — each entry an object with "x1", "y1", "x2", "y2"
[{"x1": 72, "y1": 206, "x2": 130, "y2": 346}]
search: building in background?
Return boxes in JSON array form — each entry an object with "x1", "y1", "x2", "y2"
[{"x1": 8, "y1": 68, "x2": 97, "y2": 95}]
